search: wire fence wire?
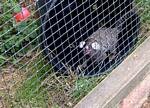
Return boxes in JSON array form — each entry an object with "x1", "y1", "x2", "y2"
[{"x1": 0, "y1": 0, "x2": 150, "y2": 107}]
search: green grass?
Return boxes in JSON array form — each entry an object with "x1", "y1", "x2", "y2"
[
  {"x1": 13, "y1": 55, "x2": 53, "y2": 107},
  {"x1": 135, "y1": 0, "x2": 150, "y2": 23},
  {"x1": 72, "y1": 76, "x2": 107, "y2": 103},
  {"x1": 135, "y1": 0, "x2": 150, "y2": 46}
]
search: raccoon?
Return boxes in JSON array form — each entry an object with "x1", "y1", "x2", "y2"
[{"x1": 79, "y1": 28, "x2": 119, "y2": 68}]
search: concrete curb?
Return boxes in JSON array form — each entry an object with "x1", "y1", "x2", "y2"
[{"x1": 74, "y1": 36, "x2": 150, "y2": 108}]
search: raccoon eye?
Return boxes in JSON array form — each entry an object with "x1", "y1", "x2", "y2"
[
  {"x1": 79, "y1": 41, "x2": 85, "y2": 48},
  {"x1": 91, "y1": 42, "x2": 100, "y2": 50}
]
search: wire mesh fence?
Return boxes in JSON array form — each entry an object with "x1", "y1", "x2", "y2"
[{"x1": 0, "y1": 0, "x2": 150, "y2": 107}]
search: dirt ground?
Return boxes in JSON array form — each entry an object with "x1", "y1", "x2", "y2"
[{"x1": 0, "y1": 65, "x2": 25, "y2": 108}]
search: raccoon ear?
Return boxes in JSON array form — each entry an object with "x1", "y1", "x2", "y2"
[
  {"x1": 91, "y1": 42, "x2": 100, "y2": 50},
  {"x1": 79, "y1": 41, "x2": 85, "y2": 48}
]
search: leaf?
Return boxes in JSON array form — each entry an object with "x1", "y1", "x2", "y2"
[
  {"x1": 0, "y1": 55, "x2": 6, "y2": 65},
  {"x1": 0, "y1": 55, "x2": 6, "y2": 60},
  {"x1": 14, "y1": 5, "x2": 21, "y2": 13},
  {"x1": 17, "y1": 21, "x2": 27, "y2": 32}
]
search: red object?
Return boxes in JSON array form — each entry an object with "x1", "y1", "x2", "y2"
[{"x1": 14, "y1": 7, "x2": 31, "y2": 22}]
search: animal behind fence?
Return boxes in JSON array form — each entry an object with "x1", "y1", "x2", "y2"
[
  {"x1": 38, "y1": 0, "x2": 140, "y2": 76},
  {"x1": 0, "y1": 0, "x2": 148, "y2": 107}
]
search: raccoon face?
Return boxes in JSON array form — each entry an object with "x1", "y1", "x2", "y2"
[{"x1": 79, "y1": 41, "x2": 101, "y2": 56}]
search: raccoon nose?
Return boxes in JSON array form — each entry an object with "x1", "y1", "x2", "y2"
[
  {"x1": 85, "y1": 49, "x2": 91, "y2": 55},
  {"x1": 86, "y1": 50, "x2": 90, "y2": 54},
  {"x1": 85, "y1": 46, "x2": 89, "y2": 49}
]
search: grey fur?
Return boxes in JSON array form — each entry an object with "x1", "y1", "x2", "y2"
[{"x1": 80, "y1": 27, "x2": 119, "y2": 63}]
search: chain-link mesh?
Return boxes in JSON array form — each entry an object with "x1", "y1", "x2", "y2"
[{"x1": 0, "y1": 0, "x2": 149, "y2": 107}]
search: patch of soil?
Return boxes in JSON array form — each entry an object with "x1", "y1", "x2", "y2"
[
  {"x1": 0, "y1": 66, "x2": 25, "y2": 107},
  {"x1": 43, "y1": 73, "x2": 77, "y2": 108}
]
